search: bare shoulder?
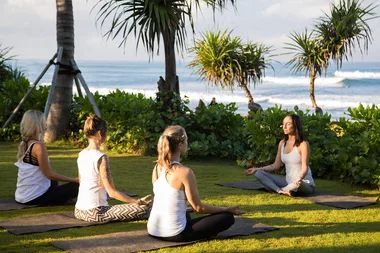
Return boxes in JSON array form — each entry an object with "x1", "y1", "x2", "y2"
[
  {"x1": 300, "y1": 141, "x2": 310, "y2": 148},
  {"x1": 298, "y1": 141, "x2": 310, "y2": 154},
  {"x1": 31, "y1": 142, "x2": 47, "y2": 154},
  {"x1": 278, "y1": 139, "x2": 285, "y2": 147},
  {"x1": 99, "y1": 154, "x2": 109, "y2": 164},
  {"x1": 174, "y1": 164, "x2": 193, "y2": 178}
]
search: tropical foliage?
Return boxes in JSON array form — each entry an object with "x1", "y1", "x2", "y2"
[
  {"x1": 188, "y1": 29, "x2": 275, "y2": 103},
  {"x1": 0, "y1": 46, "x2": 49, "y2": 140}
]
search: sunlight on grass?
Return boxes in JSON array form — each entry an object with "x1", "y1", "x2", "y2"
[{"x1": 0, "y1": 142, "x2": 379, "y2": 253}]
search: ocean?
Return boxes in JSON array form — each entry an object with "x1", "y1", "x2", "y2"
[{"x1": 13, "y1": 59, "x2": 380, "y2": 120}]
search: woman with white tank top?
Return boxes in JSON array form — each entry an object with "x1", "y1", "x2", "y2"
[
  {"x1": 245, "y1": 114, "x2": 315, "y2": 196},
  {"x1": 74, "y1": 114, "x2": 152, "y2": 222},
  {"x1": 15, "y1": 110, "x2": 79, "y2": 205},
  {"x1": 147, "y1": 125, "x2": 244, "y2": 242}
]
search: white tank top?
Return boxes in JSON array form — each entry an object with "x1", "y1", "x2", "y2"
[
  {"x1": 15, "y1": 141, "x2": 51, "y2": 203},
  {"x1": 281, "y1": 143, "x2": 315, "y2": 186},
  {"x1": 147, "y1": 162, "x2": 187, "y2": 237},
  {"x1": 75, "y1": 149, "x2": 108, "y2": 210}
]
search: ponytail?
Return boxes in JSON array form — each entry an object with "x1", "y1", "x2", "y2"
[
  {"x1": 156, "y1": 125, "x2": 187, "y2": 171},
  {"x1": 17, "y1": 141, "x2": 27, "y2": 161}
]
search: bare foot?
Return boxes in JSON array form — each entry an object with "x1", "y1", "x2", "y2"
[{"x1": 278, "y1": 189, "x2": 292, "y2": 197}]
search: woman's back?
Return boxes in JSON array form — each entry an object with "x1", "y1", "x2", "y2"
[
  {"x1": 148, "y1": 163, "x2": 187, "y2": 237},
  {"x1": 15, "y1": 141, "x2": 51, "y2": 203},
  {"x1": 76, "y1": 149, "x2": 108, "y2": 210}
]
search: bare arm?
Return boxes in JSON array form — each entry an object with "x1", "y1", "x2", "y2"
[
  {"x1": 297, "y1": 141, "x2": 310, "y2": 181},
  {"x1": 182, "y1": 167, "x2": 243, "y2": 215},
  {"x1": 33, "y1": 143, "x2": 79, "y2": 183},
  {"x1": 99, "y1": 155, "x2": 151, "y2": 205},
  {"x1": 245, "y1": 140, "x2": 284, "y2": 175}
]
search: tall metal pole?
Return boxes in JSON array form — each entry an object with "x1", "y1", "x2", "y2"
[
  {"x1": 44, "y1": 47, "x2": 63, "y2": 119},
  {"x1": 71, "y1": 59, "x2": 101, "y2": 117}
]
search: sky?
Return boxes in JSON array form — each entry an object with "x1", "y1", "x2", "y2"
[{"x1": 1, "y1": 0, "x2": 380, "y2": 63}]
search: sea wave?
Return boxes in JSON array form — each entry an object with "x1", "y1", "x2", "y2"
[
  {"x1": 334, "y1": 70, "x2": 380, "y2": 79},
  {"x1": 263, "y1": 76, "x2": 344, "y2": 86}
]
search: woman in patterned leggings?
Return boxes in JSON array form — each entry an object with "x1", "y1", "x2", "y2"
[{"x1": 75, "y1": 114, "x2": 152, "y2": 222}]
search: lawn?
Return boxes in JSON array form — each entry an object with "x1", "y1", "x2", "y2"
[{"x1": 0, "y1": 141, "x2": 379, "y2": 253}]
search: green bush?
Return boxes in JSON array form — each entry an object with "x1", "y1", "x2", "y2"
[
  {"x1": 187, "y1": 103, "x2": 246, "y2": 158},
  {"x1": 0, "y1": 60, "x2": 48, "y2": 141},
  {"x1": 333, "y1": 104, "x2": 380, "y2": 187}
]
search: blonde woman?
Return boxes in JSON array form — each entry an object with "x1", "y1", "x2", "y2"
[
  {"x1": 15, "y1": 110, "x2": 79, "y2": 205},
  {"x1": 147, "y1": 125, "x2": 244, "y2": 242},
  {"x1": 74, "y1": 114, "x2": 152, "y2": 222}
]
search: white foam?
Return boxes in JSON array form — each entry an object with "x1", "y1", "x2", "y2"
[
  {"x1": 263, "y1": 76, "x2": 345, "y2": 86},
  {"x1": 334, "y1": 71, "x2": 380, "y2": 79}
]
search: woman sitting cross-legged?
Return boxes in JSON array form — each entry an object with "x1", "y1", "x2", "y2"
[
  {"x1": 245, "y1": 114, "x2": 315, "y2": 196},
  {"x1": 147, "y1": 125, "x2": 244, "y2": 242},
  {"x1": 75, "y1": 114, "x2": 152, "y2": 222},
  {"x1": 15, "y1": 110, "x2": 79, "y2": 206}
]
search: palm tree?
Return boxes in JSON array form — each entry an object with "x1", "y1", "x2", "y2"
[
  {"x1": 44, "y1": 0, "x2": 75, "y2": 142},
  {"x1": 188, "y1": 30, "x2": 275, "y2": 105},
  {"x1": 285, "y1": 30, "x2": 327, "y2": 109},
  {"x1": 286, "y1": 0, "x2": 377, "y2": 111},
  {"x1": 316, "y1": 0, "x2": 377, "y2": 68},
  {"x1": 94, "y1": 0, "x2": 236, "y2": 94}
]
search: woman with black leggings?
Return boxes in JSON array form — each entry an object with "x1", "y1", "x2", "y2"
[
  {"x1": 147, "y1": 125, "x2": 244, "y2": 242},
  {"x1": 15, "y1": 110, "x2": 79, "y2": 206}
]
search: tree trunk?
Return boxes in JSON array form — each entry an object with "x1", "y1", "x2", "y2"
[
  {"x1": 241, "y1": 82, "x2": 254, "y2": 103},
  {"x1": 309, "y1": 70, "x2": 318, "y2": 108},
  {"x1": 162, "y1": 30, "x2": 179, "y2": 93},
  {"x1": 45, "y1": 0, "x2": 75, "y2": 142}
]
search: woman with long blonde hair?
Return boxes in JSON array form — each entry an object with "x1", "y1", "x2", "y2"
[
  {"x1": 15, "y1": 110, "x2": 79, "y2": 205},
  {"x1": 147, "y1": 125, "x2": 244, "y2": 242}
]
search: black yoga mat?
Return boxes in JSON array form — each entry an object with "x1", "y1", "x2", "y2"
[
  {"x1": 0, "y1": 211, "x2": 109, "y2": 235},
  {"x1": 0, "y1": 199, "x2": 39, "y2": 211},
  {"x1": 50, "y1": 217, "x2": 277, "y2": 253},
  {"x1": 294, "y1": 190, "x2": 377, "y2": 209},
  {"x1": 216, "y1": 180, "x2": 376, "y2": 209},
  {"x1": 0, "y1": 191, "x2": 137, "y2": 211},
  {"x1": 216, "y1": 179, "x2": 265, "y2": 190}
]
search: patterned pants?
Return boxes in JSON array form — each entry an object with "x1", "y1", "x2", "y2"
[{"x1": 75, "y1": 203, "x2": 151, "y2": 222}]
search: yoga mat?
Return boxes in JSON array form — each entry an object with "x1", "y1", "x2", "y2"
[
  {"x1": 216, "y1": 180, "x2": 265, "y2": 190},
  {"x1": 0, "y1": 211, "x2": 107, "y2": 235},
  {"x1": 295, "y1": 190, "x2": 377, "y2": 209},
  {"x1": 0, "y1": 191, "x2": 137, "y2": 211},
  {"x1": 51, "y1": 217, "x2": 277, "y2": 253},
  {"x1": 0, "y1": 199, "x2": 39, "y2": 211},
  {"x1": 216, "y1": 181, "x2": 376, "y2": 209}
]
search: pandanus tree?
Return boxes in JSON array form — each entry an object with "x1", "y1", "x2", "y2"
[
  {"x1": 188, "y1": 30, "x2": 275, "y2": 107},
  {"x1": 285, "y1": 0, "x2": 377, "y2": 111},
  {"x1": 285, "y1": 30, "x2": 327, "y2": 109},
  {"x1": 94, "y1": 0, "x2": 237, "y2": 94}
]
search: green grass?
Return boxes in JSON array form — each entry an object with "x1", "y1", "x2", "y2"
[{"x1": 0, "y1": 141, "x2": 379, "y2": 253}]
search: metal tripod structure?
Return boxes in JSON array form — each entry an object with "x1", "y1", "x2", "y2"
[{"x1": 1, "y1": 47, "x2": 101, "y2": 129}]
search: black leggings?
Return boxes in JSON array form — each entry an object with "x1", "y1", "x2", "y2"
[
  {"x1": 152, "y1": 211, "x2": 235, "y2": 242},
  {"x1": 23, "y1": 180, "x2": 79, "y2": 206}
]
